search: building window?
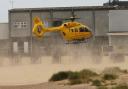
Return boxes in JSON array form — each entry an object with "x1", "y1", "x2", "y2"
[{"x1": 14, "y1": 22, "x2": 27, "y2": 29}]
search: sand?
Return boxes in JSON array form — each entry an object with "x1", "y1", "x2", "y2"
[{"x1": 0, "y1": 56, "x2": 127, "y2": 86}]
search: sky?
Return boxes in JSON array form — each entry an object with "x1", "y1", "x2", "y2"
[{"x1": 0, "y1": 0, "x2": 125, "y2": 22}]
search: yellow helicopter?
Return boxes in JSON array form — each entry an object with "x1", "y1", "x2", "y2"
[{"x1": 32, "y1": 16, "x2": 92, "y2": 43}]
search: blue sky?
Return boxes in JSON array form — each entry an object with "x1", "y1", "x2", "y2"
[{"x1": 0, "y1": 0, "x2": 121, "y2": 22}]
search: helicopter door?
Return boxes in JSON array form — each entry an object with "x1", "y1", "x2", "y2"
[{"x1": 75, "y1": 28, "x2": 79, "y2": 36}]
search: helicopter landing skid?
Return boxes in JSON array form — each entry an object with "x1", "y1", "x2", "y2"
[
  {"x1": 65, "y1": 40, "x2": 88, "y2": 44},
  {"x1": 65, "y1": 37, "x2": 92, "y2": 44}
]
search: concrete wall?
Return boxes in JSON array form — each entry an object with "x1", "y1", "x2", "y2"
[
  {"x1": 95, "y1": 11, "x2": 109, "y2": 36},
  {"x1": 0, "y1": 23, "x2": 9, "y2": 40},
  {"x1": 108, "y1": 10, "x2": 128, "y2": 53},
  {"x1": 109, "y1": 35, "x2": 128, "y2": 46},
  {"x1": 109, "y1": 10, "x2": 128, "y2": 32},
  {"x1": 53, "y1": 11, "x2": 72, "y2": 18},
  {"x1": 10, "y1": 12, "x2": 31, "y2": 37},
  {"x1": 0, "y1": 23, "x2": 9, "y2": 55},
  {"x1": 108, "y1": 35, "x2": 128, "y2": 54}
]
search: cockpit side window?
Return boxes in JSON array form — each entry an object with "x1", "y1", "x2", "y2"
[
  {"x1": 80, "y1": 27, "x2": 90, "y2": 32},
  {"x1": 75, "y1": 28, "x2": 78, "y2": 32},
  {"x1": 80, "y1": 27, "x2": 85, "y2": 32},
  {"x1": 70, "y1": 28, "x2": 79, "y2": 32},
  {"x1": 84, "y1": 27, "x2": 90, "y2": 32},
  {"x1": 71, "y1": 29, "x2": 74, "y2": 32}
]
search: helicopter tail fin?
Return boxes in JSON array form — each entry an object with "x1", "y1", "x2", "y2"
[{"x1": 32, "y1": 17, "x2": 46, "y2": 38}]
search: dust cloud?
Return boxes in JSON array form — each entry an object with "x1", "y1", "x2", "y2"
[{"x1": 0, "y1": 35, "x2": 127, "y2": 85}]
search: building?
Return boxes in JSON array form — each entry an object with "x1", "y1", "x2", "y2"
[
  {"x1": 104, "y1": 0, "x2": 128, "y2": 6},
  {"x1": 0, "y1": 23, "x2": 9, "y2": 57},
  {"x1": 8, "y1": 6, "x2": 110, "y2": 62},
  {"x1": 8, "y1": 6, "x2": 128, "y2": 63}
]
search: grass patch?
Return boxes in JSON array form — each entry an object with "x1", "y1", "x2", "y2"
[
  {"x1": 68, "y1": 72, "x2": 82, "y2": 85},
  {"x1": 49, "y1": 68, "x2": 125, "y2": 86},
  {"x1": 69, "y1": 79, "x2": 83, "y2": 85},
  {"x1": 97, "y1": 86, "x2": 108, "y2": 89},
  {"x1": 112, "y1": 84, "x2": 128, "y2": 89},
  {"x1": 49, "y1": 71, "x2": 72, "y2": 81},
  {"x1": 68, "y1": 72, "x2": 80, "y2": 80},
  {"x1": 103, "y1": 74, "x2": 118, "y2": 80},
  {"x1": 49, "y1": 69, "x2": 98, "y2": 85},
  {"x1": 79, "y1": 69, "x2": 98, "y2": 79},
  {"x1": 92, "y1": 80, "x2": 102, "y2": 86}
]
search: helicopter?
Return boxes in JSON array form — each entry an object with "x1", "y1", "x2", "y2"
[{"x1": 32, "y1": 15, "x2": 92, "y2": 43}]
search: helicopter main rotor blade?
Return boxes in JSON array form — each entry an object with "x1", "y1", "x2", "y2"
[{"x1": 46, "y1": 16, "x2": 80, "y2": 22}]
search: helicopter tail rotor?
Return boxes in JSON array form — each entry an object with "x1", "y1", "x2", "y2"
[{"x1": 32, "y1": 17, "x2": 46, "y2": 38}]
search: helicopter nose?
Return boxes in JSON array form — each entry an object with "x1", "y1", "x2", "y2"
[{"x1": 85, "y1": 27, "x2": 91, "y2": 32}]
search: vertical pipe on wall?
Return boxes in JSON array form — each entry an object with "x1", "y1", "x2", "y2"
[
  {"x1": 50, "y1": 9, "x2": 53, "y2": 18},
  {"x1": 29, "y1": 10, "x2": 33, "y2": 60},
  {"x1": 50, "y1": 9, "x2": 53, "y2": 26},
  {"x1": 71, "y1": 7, "x2": 74, "y2": 16},
  {"x1": 8, "y1": 11, "x2": 11, "y2": 58}
]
